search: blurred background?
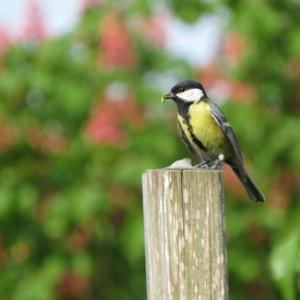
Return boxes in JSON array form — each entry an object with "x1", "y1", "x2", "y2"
[{"x1": 0, "y1": 0, "x2": 300, "y2": 299}]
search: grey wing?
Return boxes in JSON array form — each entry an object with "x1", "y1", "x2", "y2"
[{"x1": 209, "y1": 102, "x2": 246, "y2": 179}]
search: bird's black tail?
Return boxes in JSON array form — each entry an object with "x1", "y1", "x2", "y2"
[{"x1": 231, "y1": 165, "x2": 265, "y2": 203}]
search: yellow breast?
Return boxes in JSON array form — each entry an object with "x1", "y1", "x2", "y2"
[{"x1": 178, "y1": 102, "x2": 229, "y2": 157}]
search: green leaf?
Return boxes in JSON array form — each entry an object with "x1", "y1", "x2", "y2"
[{"x1": 270, "y1": 228, "x2": 300, "y2": 300}]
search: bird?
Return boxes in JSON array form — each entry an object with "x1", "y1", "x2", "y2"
[{"x1": 162, "y1": 79, "x2": 264, "y2": 203}]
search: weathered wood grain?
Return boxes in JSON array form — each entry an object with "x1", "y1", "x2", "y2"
[{"x1": 142, "y1": 169, "x2": 228, "y2": 300}]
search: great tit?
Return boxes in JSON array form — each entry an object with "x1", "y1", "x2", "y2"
[{"x1": 162, "y1": 79, "x2": 264, "y2": 203}]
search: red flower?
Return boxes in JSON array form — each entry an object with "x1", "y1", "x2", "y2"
[
  {"x1": 58, "y1": 272, "x2": 89, "y2": 299},
  {"x1": 0, "y1": 244, "x2": 6, "y2": 267},
  {"x1": 85, "y1": 88, "x2": 144, "y2": 146},
  {"x1": 26, "y1": 127, "x2": 68, "y2": 154},
  {"x1": 85, "y1": 106, "x2": 126, "y2": 146},
  {"x1": 98, "y1": 12, "x2": 137, "y2": 70},
  {"x1": 143, "y1": 13, "x2": 167, "y2": 47},
  {"x1": 0, "y1": 26, "x2": 11, "y2": 55},
  {"x1": 67, "y1": 228, "x2": 91, "y2": 251},
  {"x1": 81, "y1": 0, "x2": 105, "y2": 10},
  {"x1": 0, "y1": 120, "x2": 13, "y2": 154},
  {"x1": 223, "y1": 32, "x2": 246, "y2": 65},
  {"x1": 199, "y1": 64, "x2": 256, "y2": 103},
  {"x1": 21, "y1": 0, "x2": 47, "y2": 42},
  {"x1": 246, "y1": 223, "x2": 267, "y2": 246},
  {"x1": 268, "y1": 170, "x2": 297, "y2": 210}
]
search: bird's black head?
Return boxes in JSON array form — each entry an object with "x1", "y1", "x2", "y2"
[{"x1": 163, "y1": 80, "x2": 207, "y2": 103}]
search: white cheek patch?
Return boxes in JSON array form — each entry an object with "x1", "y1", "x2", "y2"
[{"x1": 177, "y1": 88, "x2": 204, "y2": 102}]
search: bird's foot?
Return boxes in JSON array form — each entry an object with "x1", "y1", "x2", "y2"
[
  {"x1": 210, "y1": 154, "x2": 225, "y2": 169},
  {"x1": 195, "y1": 161, "x2": 210, "y2": 169},
  {"x1": 206, "y1": 160, "x2": 224, "y2": 169},
  {"x1": 195, "y1": 158, "x2": 224, "y2": 170}
]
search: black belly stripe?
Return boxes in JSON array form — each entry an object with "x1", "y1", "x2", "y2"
[
  {"x1": 178, "y1": 123, "x2": 195, "y2": 153},
  {"x1": 188, "y1": 127, "x2": 207, "y2": 151},
  {"x1": 181, "y1": 118, "x2": 207, "y2": 152}
]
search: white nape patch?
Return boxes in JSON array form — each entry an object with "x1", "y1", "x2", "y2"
[{"x1": 177, "y1": 88, "x2": 204, "y2": 102}]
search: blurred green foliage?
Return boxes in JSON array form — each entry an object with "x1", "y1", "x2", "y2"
[{"x1": 0, "y1": 0, "x2": 299, "y2": 299}]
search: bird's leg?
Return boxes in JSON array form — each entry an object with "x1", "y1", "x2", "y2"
[
  {"x1": 195, "y1": 160, "x2": 210, "y2": 168},
  {"x1": 206, "y1": 154, "x2": 225, "y2": 170},
  {"x1": 206, "y1": 160, "x2": 224, "y2": 169},
  {"x1": 194, "y1": 152, "x2": 211, "y2": 168}
]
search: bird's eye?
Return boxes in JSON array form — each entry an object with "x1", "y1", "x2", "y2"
[{"x1": 179, "y1": 87, "x2": 184, "y2": 92}]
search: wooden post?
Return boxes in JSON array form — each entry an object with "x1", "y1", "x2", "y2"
[{"x1": 142, "y1": 169, "x2": 228, "y2": 300}]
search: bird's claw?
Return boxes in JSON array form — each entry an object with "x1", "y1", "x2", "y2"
[
  {"x1": 195, "y1": 161, "x2": 210, "y2": 169},
  {"x1": 207, "y1": 159, "x2": 224, "y2": 169},
  {"x1": 195, "y1": 160, "x2": 224, "y2": 170}
]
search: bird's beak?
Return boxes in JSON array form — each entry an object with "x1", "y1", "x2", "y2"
[{"x1": 161, "y1": 92, "x2": 175, "y2": 102}]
